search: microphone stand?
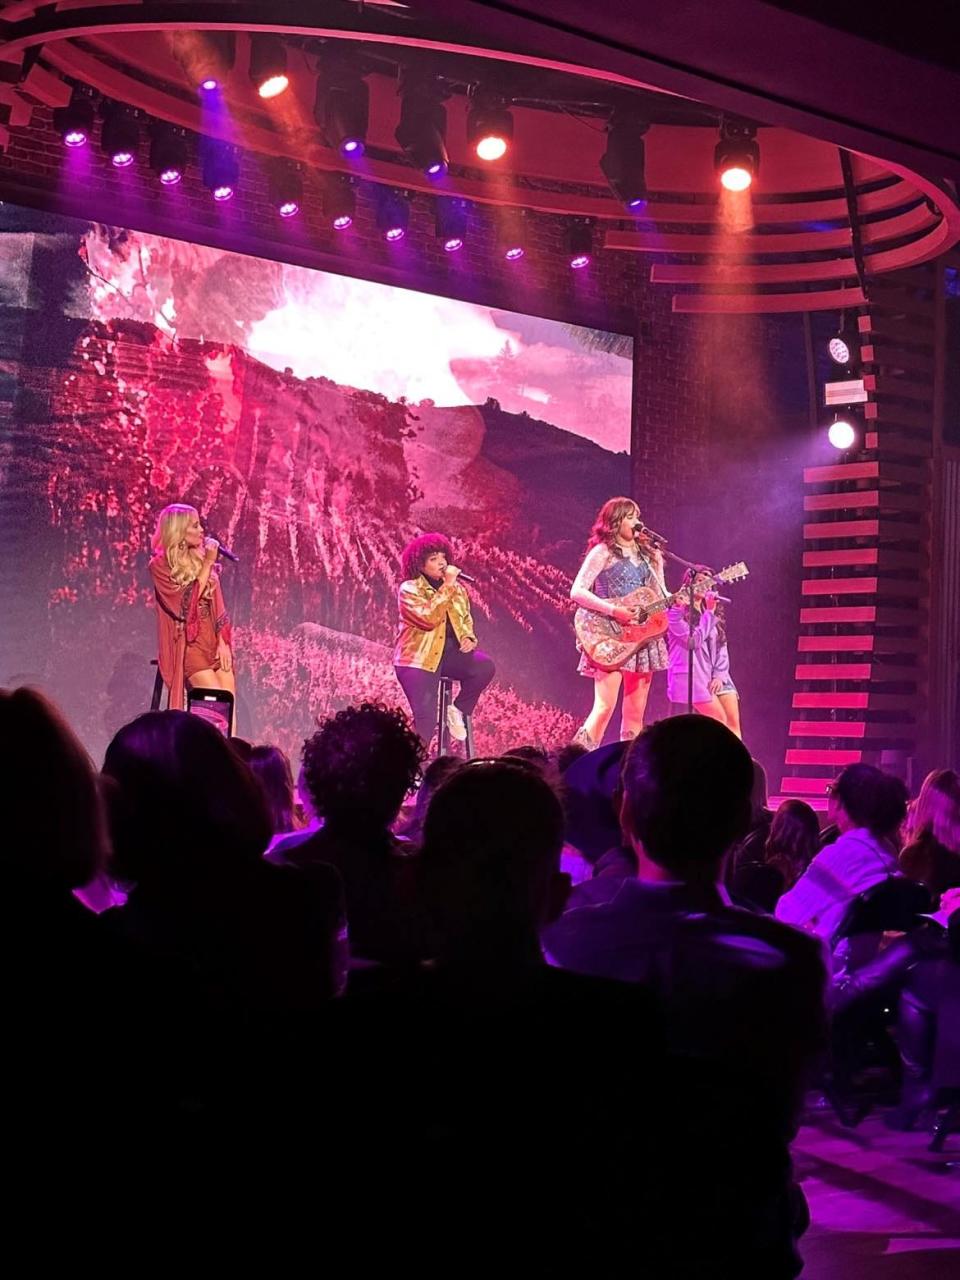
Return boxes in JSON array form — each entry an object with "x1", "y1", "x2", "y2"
[{"x1": 658, "y1": 546, "x2": 715, "y2": 717}]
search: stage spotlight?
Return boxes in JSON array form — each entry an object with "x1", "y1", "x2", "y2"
[
  {"x1": 467, "y1": 96, "x2": 513, "y2": 162},
  {"x1": 497, "y1": 211, "x2": 527, "y2": 261},
  {"x1": 396, "y1": 79, "x2": 449, "y2": 177},
  {"x1": 501, "y1": 230, "x2": 525, "y2": 261},
  {"x1": 601, "y1": 114, "x2": 648, "y2": 210},
  {"x1": 316, "y1": 68, "x2": 369, "y2": 157},
  {"x1": 249, "y1": 34, "x2": 289, "y2": 100},
  {"x1": 715, "y1": 120, "x2": 759, "y2": 192},
  {"x1": 568, "y1": 221, "x2": 593, "y2": 269},
  {"x1": 324, "y1": 176, "x2": 356, "y2": 230},
  {"x1": 201, "y1": 138, "x2": 239, "y2": 202},
  {"x1": 269, "y1": 164, "x2": 302, "y2": 218},
  {"x1": 436, "y1": 198, "x2": 468, "y2": 252},
  {"x1": 828, "y1": 313, "x2": 859, "y2": 369},
  {"x1": 149, "y1": 125, "x2": 188, "y2": 186},
  {"x1": 377, "y1": 188, "x2": 410, "y2": 242},
  {"x1": 828, "y1": 416, "x2": 857, "y2": 450},
  {"x1": 53, "y1": 90, "x2": 95, "y2": 148},
  {"x1": 101, "y1": 105, "x2": 139, "y2": 168},
  {"x1": 169, "y1": 31, "x2": 235, "y2": 93}
]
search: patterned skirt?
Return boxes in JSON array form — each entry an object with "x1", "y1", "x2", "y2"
[{"x1": 578, "y1": 633, "x2": 669, "y2": 679}]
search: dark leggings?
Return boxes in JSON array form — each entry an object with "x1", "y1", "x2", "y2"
[{"x1": 395, "y1": 648, "x2": 496, "y2": 743}]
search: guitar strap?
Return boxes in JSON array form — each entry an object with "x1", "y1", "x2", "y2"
[{"x1": 639, "y1": 550, "x2": 670, "y2": 602}]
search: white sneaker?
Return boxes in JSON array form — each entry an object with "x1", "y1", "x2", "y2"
[{"x1": 446, "y1": 704, "x2": 468, "y2": 742}]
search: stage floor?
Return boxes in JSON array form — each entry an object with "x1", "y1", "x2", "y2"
[{"x1": 795, "y1": 1111, "x2": 960, "y2": 1278}]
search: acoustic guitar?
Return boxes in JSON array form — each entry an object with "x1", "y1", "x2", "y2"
[{"x1": 574, "y1": 561, "x2": 749, "y2": 671}]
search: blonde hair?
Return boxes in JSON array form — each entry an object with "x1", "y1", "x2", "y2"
[
  {"x1": 903, "y1": 769, "x2": 960, "y2": 853},
  {"x1": 151, "y1": 503, "x2": 205, "y2": 588}
]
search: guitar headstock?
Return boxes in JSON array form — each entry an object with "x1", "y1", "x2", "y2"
[{"x1": 715, "y1": 561, "x2": 749, "y2": 585}]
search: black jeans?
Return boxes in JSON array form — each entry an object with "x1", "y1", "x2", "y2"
[{"x1": 395, "y1": 648, "x2": 496, "y2": 743}]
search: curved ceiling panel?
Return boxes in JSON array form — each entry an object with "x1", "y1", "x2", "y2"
[{"x1": 0, "y1": 0, "x2": 957, "y2": 313}]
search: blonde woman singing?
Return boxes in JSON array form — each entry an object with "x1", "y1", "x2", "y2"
[{"x1": 149, "y1": 504, "x2": 234, "y2": 709}]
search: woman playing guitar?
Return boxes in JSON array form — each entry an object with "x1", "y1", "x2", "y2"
[{"x1": 570, "y1": 497, "x2": 668, "y2": 750}]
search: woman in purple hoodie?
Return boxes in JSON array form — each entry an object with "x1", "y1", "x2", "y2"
[{"x1": 666, "y1": 577, "x2": 741, "y2": 738}]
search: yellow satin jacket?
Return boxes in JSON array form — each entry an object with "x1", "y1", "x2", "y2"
[{"x1": 393, "y1": 576, "x2": 478, "y2": 672}]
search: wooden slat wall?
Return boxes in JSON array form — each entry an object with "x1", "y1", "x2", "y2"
[{"x1": 778, "y1": 265, "x2": 941, "y2": 800}]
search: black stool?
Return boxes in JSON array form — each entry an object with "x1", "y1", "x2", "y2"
[
  {"x1": 436, "y1": 675, "x2": 475, "y2": 759},
  {"x1": 149, "y1": 660, "x2": 186, "y2": 711},
  {"x1": 150, "y1": 659, "x2": 164, "y2": 711}
]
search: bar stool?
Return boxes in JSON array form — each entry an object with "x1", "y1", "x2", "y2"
[
  {"x1": 149, "y1": 660, "x2": 186, "y2": 711},
  {"x1": 436, "y1": 675, "x2": 476, "y2": 759},
  {"x1": 150, "y1": 659, "x2": 164, "y2": 710}
]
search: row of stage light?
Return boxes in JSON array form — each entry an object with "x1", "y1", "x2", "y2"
[
  {"x1": 51, "y1": 32, "x2": 760, "y2": 216},
  {"x1": 51, "y1": 93, "x2": 602, "y2": 267}
]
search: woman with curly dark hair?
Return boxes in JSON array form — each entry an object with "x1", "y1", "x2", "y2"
[
  {"x1": 393, "y1": 531, "x2": 495, "y2": 749},
  {"x1": 267, "y1": 702, "x2": 428, "y2": 965},
  {"x1": 570, "y1": 497, "x2": 668, "y2": 749}
]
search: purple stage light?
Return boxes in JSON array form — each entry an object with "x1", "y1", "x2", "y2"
[
  {"x1": 64, "y1": 128, "x2": 88, "y2": 148},
  {"x1": 332, "y1": 213, "x2": 353, "y2": 231},
  {"x1": 504, "y1": 245, "x2": 525, "y2": 261},
  {"x1": 213, "y1": 184, "x2": 234, "y2": 202},
  {"x1": 570, "y1": 253, "x2": 591, "y2": 269},
  {"x1": 385, "y1": 225, "x2": 405, "y2": 242},
  {"x1": 627, "y1": 197, "x2": 647, "y2": 211},
  {"x1": 278, "y1": 200, "x2": 300, "y2": 218},
  {"x1": 111, "y1": 150, "x2": 135, "y2": 169},
  {"x1": 426, "y1": 161, "x2": 447, "y2": 177},
  {"x1": 443, "y1": 236, "x2": 463, "y2": 253},
  {"x1": 341, "y1": 138, "x2": 364, "y2": 157},
  {"x1": 159, "y1": 167, "x2": 183, "y2": 186},
  {"x1": 200, "y1": 77, "x2": 219, "y2": 93}
]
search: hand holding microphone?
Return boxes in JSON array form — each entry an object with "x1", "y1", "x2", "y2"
[
  {"x1": 204, "y1": 531, "x2": 240, "y2": 563},
  {"x1": 443, "y1": 565, "x2": 475, "y2": 585}
]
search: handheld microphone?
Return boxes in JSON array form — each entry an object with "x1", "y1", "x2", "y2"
[
  {"x1": 456, "y1": 570, "x2": 476, "y2": 584},
  {"x1": 206, "y1": 532, "x2": 239, "y2": 563}
]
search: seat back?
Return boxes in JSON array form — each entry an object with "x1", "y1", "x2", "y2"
[{"x1": 832, "y1": 876, "x2": 931, "y2": 947}]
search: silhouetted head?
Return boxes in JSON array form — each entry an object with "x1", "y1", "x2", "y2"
[
  {"x1": 765, "y1": 799, "x2": 821, "y2": 888},
  {"x1": 827, "y1": 764, "x2": 908, "y2": 839},
  {"x1": 749, "y1": 758, "x2": 769, "y2": 825},
  {"x1": 899, "y1": 769, "x2": 960, "y2": 893},
  {"x1": 102, "y1": 710, "x2": 271, "y2": 886},
  {"x1": 249, "y1": 744, "x2": 297, "y2": 835},
  {"x1": 0, "y1": 686, "x2": 107, "y2": 892},
  {"x1": 556, "y1": 741, "x2": 589, "y2": 774},
  {"x1": 904, "y1": 769, "x2": 960, "y2": 853},
  {"x1": 302, "y1": 702, "x2": 424, "y2": 832},
  {"x1": 621, "y1": 716, "x2": 753, "y2": 879},
  {"x1": 403, "y1": 755, "x2": 464, "y2": 844},
  {"x1": 420, "y1": 758, "x2": 568, "y2": 954}
]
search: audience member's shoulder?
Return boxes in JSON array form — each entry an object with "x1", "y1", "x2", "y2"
[
  {"x1": 537, "y1": 963, "x2": 659, "y2": 1014},
  {"x1": 722, "y1": 900, "x2": 825, "y2": 969},
  {"x1": 265, "y1": 825, "x2": 322, "y2": 865},
  {"x1": 259, "y1": 855, "x2": 343, "y2": 905}
]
